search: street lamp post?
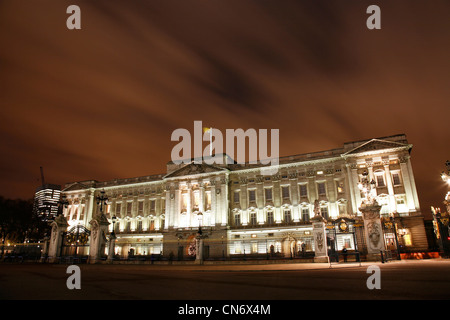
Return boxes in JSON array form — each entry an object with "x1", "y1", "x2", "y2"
[
  {"x1": 96, "y1": 189, "x2": 108, "y2": 216},
  {"x1": 107, "y1": 215, "x2": 117, "y2": 263},
  {"x1": 56, "y1": 194, "x2": 69, "y2": 258},
  {"x1": 57, "y1": 194, "x2": 69, "y2": 217},
  {"x1": 196, "y1": 212, "x2": 204, "y2": 264},
  {"x1": 384, "y1": 213, "x2": 402, "y2": 260}
]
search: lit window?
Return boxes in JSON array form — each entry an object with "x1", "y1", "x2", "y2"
[
  {"x1": 193, "y1": 191, "x2": 200, "y2": 209},
  {"x1": 392, "y1": 173, "x2": 401, "y2": 186},
  {"x1": 234, "y1": 213, "x2": 241, "y2": 226},
  {"x1": 318, "y1": 183, "x2": 326, "y2": 196},
  {"x1": 282, "y1": 186, "x2": 290, "y2": 199},
  {"x1": 149, "y1": 219, "x2": 155, "y2": 231},
  {"x1": 320, "y1": 206, "x2": 329, "y2": 219},
  {"x1": 249, "y1": 190, "x2": 256, "y2": 202},
  {"x1": 151, "y1": 200, "x2": 156, "y2": 211},
  {"x1": 205, "y1": 191, "x2": 211, "y2": 210},
  {"x1": 299, "y1": 184, "x2": 308, "y2": 197},
  {"x1": 376, "y1": 174, "x2": 385, "y2": 187},
  {"x1": 265, "y1": 188, "x2": 273, "y2": 201},
  {"x1": 267, "y1": 211, "x2": 274, "y2": 224},
  {"x1": 235, "y1": 242, "x2": 242, "y2": 254},
  {"x1": 250, "y1": 212, "x2": 257, "y2": 225},
  {"x1": 234, "y1": 191, "x2": 240, "y2": 203},
  {"x1": 403, "y1": 232, "x2": 412, "y2": 246},
  {"x1": 284, "y1": 210, "x2": 292, "y2": 223},
  {"x1": 181, "y1": 193, "x2": 188, "y2": 212},
  {"x1": 337, "y1": 181, "x2": 345, "y2": 193},
  {"x1": 302, "y1": 208, "x2": 310, "y2": 221},
  {"x1": 127, "y1": 202, "x2": 132, "y2": 216}
]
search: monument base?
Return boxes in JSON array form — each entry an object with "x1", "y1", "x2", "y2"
[
  {"x1": 366, "y1": 253, "x2": 382, "y2": 262},
  {"x1": 314, "y1": 256, "x2": 330, "y2": 263}
]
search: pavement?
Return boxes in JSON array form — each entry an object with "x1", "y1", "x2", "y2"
[{"x1": 0, "y1": 258, "x2": 449, "y2": 301}]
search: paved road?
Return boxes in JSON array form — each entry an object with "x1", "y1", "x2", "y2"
[{"x1": 0, "y1": 259, "x2": 449, "y2": 300}]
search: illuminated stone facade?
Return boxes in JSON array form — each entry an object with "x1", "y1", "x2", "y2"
[{"x1": 61, "y1": 134, "x2": 428, "y2": 260}]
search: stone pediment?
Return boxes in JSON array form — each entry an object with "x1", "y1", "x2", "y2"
[
  {"x1": 164, "y1": 162, "x2": 228, "y2": 179},
  {"x1": 62, "y1": 182, "x2": 90, "y2": 192},
  {"x1": 342, "y1": 139, "x2": 411, "y2": 157}
]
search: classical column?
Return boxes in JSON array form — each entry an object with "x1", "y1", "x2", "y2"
[
  {"x1": 48, "y1": 215, "x2": 68, "y2": 263},
  {"x1": 399, "y1": 156, "x2": 416, "y2": 211},
  {"x1": 220, "y1": 178, "x2": 228, "y2": 226},
  {"x1": 383, "y1": 160, "x2": 397, "y2": 213},
  {"x1": 165, "y1": 187, "x2": 172, "y2": 230},
  {"x1": 345, "y1": 164, "x2": 356, "y2": 214}
]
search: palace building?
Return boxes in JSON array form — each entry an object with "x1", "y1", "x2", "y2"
[{"x1": 59, "y1": 134, "x2": 428, "y2": 261}]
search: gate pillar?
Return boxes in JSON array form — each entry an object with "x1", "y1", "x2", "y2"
[
  {"x1": 48, "y1": 215, "x2": 68, "y2": 263},
  {"x1": 311, "y1": 215, "x2": 329, "y2": 263},
  {"x1": 195, "y1": 234, "x2": 204, "y2": 265},
  {"x1": 360, "y1": 202, "x2": 385, "y2": 261},
  {"x1": 89, "y1": 213, "x2": 110, "y2": 264}
]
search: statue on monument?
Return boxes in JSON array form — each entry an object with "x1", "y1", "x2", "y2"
[
  {"x1": 313, "y1": 199, "x2": 321, "y2": 217},
  {"x1": 358, "y1": 170, "x2": 378, "y2": 207}
]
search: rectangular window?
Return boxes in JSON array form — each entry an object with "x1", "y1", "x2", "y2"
[
  {"x1": 137, "y1": 220, "x2": 143, "y2": 232},
  {"x1": 284, "y1": 210, "x2": 291, "y2": 223},
  {"x1": 234, "y1": 191, "x2": 240, "y2": 203},
  {"x1": 318, "y1": 183, "x2": 326, "y2": 195},
  {"x1": 251, "y1": 242, "x2": 258, "y2": 253},
  {"x1": 337, "y1": 181, "x2": 345, "y2": 193},
  {"x1": 302, "y1": 208, "x2": 310, "y2": 222},
  {"x1": 281, "y1": 186, "x2": 290, "y2": 199},
  {"x1": 299, "y1": 184, "x2": 308, "y2": 197},
  {"x1": 116, "y1": 203, "x2": 122, "y2": 216},
  {"x1": 234, "y1": 242, "x2": 242, "y2": 254},
  {"x1": 404, "y1": 233, "x2": 412, "y2": 246},
  {"x1": 265, "y1": 188, "x2": 273, "y2": 201},
  {"x1": 234, "y1": 213, "x2": 241, "y2": 226},
  {"x1": 138, "y1": 201, "x2": 144, "y2": 215},
  {"x1": 392, "y1": 173, "x2": 401, "y2": 186},
  {"x1": 267, "y1": 211, "x2": 274, "y2": 225},
  {"x1": 149, "y1": 219, "x2": 155, "y2": 231},
  {"x1": 205, "y1": 191, "x2": 211, "y2": 210},
  {"x1": 376, "y1": 174, "x2": 385, "y2": 187},
  {"x1": 181, "y1": 193, "x2": 188, "y2": 212},
  {"x1": 320, "y1": 206, "x2": 329, "y2": 220},
  {"x1": 193, "y1": 191, "x2": 200, "y2": 209},
  {"x1": 248, "y1": 190, "x2": 256, "y2": 202},
  {"x1": 250, "y1": 212, "x2": 257, "y2": 225},
  {"x1": 396, "y1": 196, "x2": 406, "y2": 205},
  {"x1": 127, "y1": 202, "x2": 132, "y2": 216}
]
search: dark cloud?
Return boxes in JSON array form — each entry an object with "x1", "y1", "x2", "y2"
[{"x1": 0, "y1": 0, "x2": 449, "y2": 218}]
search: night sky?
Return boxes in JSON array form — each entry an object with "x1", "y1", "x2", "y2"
[{"x1": 0, "y1": 1, "x2": 449, "y2": 219}]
